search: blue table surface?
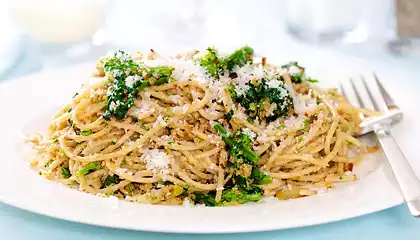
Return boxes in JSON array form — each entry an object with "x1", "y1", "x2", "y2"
[{"x1": 1, "y1": 203, "x2": 419, "y2": 240}]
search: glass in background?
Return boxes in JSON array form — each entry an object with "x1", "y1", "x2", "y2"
[
  {"x1": 282, "y1": 0, "x2": 408, "y2": 60},
  {"x1": 9, "y1": 0, "x2": 110, "y2": 68},
  {"x1": 284, "y1": 0, "x2": 368, "y2": 44},
  {"x1": 105, "y1": 0, "x2": 206, "y2": 53},
  {"x1": 388, "y1": 0, "x2": 420, "y2": 57}
]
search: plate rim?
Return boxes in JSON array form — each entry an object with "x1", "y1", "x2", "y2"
[
  {"x1": 0, "y1": 59, "x2": 409, "y2": 234},
  {"x1": 0, "y1": 195, "x2": 403, "y2": 233}
]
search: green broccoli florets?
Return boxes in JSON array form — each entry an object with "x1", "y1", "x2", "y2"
[
  {"x1": 103, "y1": 50, "x2": 174, "y2": 120},
  {"x1": 197, "y1": 46, "x2": 255, "y2": 79},
  {"x1": 228, "y1": 79, "x2": 293, "y2": 122},
  {"x1": 281, "y1": 61, "x2": 305, "y2": 84}
]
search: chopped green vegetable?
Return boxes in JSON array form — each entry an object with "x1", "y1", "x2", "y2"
[
  {"x1": 307, "y1": 78, "x2": 319, "y2": 83},
  {"x1": 232, "y1": 169, "x2": 268, "y2": 194},
  {"x1": 182, "y1": 183, "x2": 191, "y2": 194},
  {"x1": 76, "y1": 162, "x2": 101, "y2": 176},
  {"x1": 277, "y1": 124, "x2": 286, "y2": 130},
  {"x1": 193, "y1": 192, "x2": 220, "y2": 206},
  {"x1": 79, "y1": 130, "x2": 93, "y2": 136},
  {"x1": 68, "y1": 119, "x2": 75, "y2": 128},
  {"x1": 61, "y1": 167, "x2": 71, "y2": 179},
  {"x1": 213, "y1": 123, "x2": 259, "y2": 164},
  {"x1": 224, "y1": 46, "x2": 254, "y2": 72},
  {"x1": 128, "y1": 183, "x2": 135, "y2": 193},
  {"x1": 167, "y1": 141, "x2": 174, "y2": 145},
  {"x1": 228, "y1": 78, "x2": 293, "y2": 122},
  {"x1": 197, "y1": 46, "x2": 254, "y2": 79},
  {"x1": 212, "y1": 123, "x2": 273, "y2": 202},
  {"x1": 250, "y1": 167, "x2": 272, "y2": 185},
  {"x1": 234, "y1": 175, "x2": 264, "y2": 194},
  {"x1": 297, "y1": 136, "x2": 303, "y2": 142},
  {"x1": 137, "y1": 80, "x2": 150, "y2": 91},
  {"x1": 213, "y1": 122, "x2": 228, "y2": 135},
  {"x1": 60, "y1": 148, "x2": 67, "y2": 156},
  {"x1": 303, "y1": 117, "x2": 310, "y2": 132},
  {"x1": 104, "y1": 175, "x2": 121, "y2": 186},
  {"x1": 161, "y1": 181, "x2": 173, "y2": 186},
  {"x1": 148, "y1": 66, "x2": 174, "y2": 85},
  {"x1": 199, "y1": 46, "x2": 297, "y2": 121},
  {"x1": 226, "y1": 84, "x2": 237, "y2": 99},
  {"x1": 259, "y1": 176, "x2": 272, "y2": 185},
  {"x1": 226, "y1": 161, "x2": 240, "y2": 169},
  {"x1": 102, "y1": 50, "x2": 174, "y2": 120},
  {"x1": 281, "y1": 61, "x2": 305, "y2": 83},
  {"x1": 130, "y1": 135, "x2": 140, "y2": 141},
  {"x1": 222, "y1": 189, "x2": 261, "y2": 203},
  {"x1": 198, "y1": 47, "x2": 225, "y2": 79},
  {"x1": 224, "y1": 110, "x2": 234, "y2": 120},
  {"x1": 102, "y1": 50, "x2": 142, "y2": 120},
  {"x1": 193, "y1": 188, "x2": 262, "y2": 206}
]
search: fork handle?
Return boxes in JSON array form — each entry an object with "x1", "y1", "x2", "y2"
[{"x1": 375, "y1": 125, "x2": 420, "y2": 217}]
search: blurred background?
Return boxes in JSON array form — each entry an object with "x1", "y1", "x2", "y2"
[{"x1": 0, "y1": 0, "x2": 419, "y2": 80}]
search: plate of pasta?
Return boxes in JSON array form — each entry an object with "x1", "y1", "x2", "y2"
[{"x1": 0, "y1": 46, "x2": 407, "y2": 233}]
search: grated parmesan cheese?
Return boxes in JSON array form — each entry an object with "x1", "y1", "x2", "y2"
[
  {"x1": 173, "y1": 104, "x2": 188, "y2": 114},
  {"x1": 242, "y1": 128, "x2": 256, "y2": 140},
  {"x1": 155, "y1": 115, "x2": 167, "y2": 127},
  {"x1": 109, "y1": 102, "x2": 117, "y2": 111},
  {"x1": 141, "y1": 59, "x2": 167, "y2": 68},
  {"x1": 112, "y1": 69, "x2": 123, "y2": 78},
  {"x1": 182, "y1": 198, "x2": 194, "y2": 208},
  {"x1": 140, "y1": 149, "x2": 170, "y2": 172},
  {"x1": 288, "y1": 65, "x2": 301, "y2": 75},
  {"x1": 116, "y1": 168, "x2": 128, "y2": 174},
  {"x1": 266, "y1": 102, "x2": 277, "y2": 117},
  {"x1": 266, "y1": 79, "x2": 282, "y2": 89},
  {"x1": 284, "y1": 116, "x2": 303, "y2": 128},
  {"x1": 160, "y1": 135, "x2": 174, "y2": 142},
  {"x1": 137, "y1": 101, "x2": 154, "y2": 115},
  {"x1": 293, "y1": 94, "x2": 317, "y2": 116},
  {"x1": 232, "y1": 106, "x2": 248, "y2": 121},
  {"x1": 169, "y1": 95, "x2": 182, "y2": 104},
  {"x1": 231, "y1": 63, "x2": 267, "y2": 97},
  {"x1": 232, "y1": 64, "x2": 254, "y2": 96},
  {"x1": 169, "y1": 59, "x2": 209, "y2": 85},
  {"x1": 125, "y1": 76, "x2": 135, "y2": 88}
]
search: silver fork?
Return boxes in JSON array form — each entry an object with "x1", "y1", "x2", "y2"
[{"x1": 340, "y1": 74, "x2": 420, "y2": 217}]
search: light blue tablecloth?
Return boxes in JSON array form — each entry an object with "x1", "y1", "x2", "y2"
[{"x1": 1, "y1": 203, "x2": 419, "y2": 240}]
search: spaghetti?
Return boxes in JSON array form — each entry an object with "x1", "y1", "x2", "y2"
[{"x1": 28, "y1": 46, "x2": 376, "y2": 206}]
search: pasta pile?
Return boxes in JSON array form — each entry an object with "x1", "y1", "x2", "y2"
[{"x1": 28, "y1": 46, "x2": 375, "y2": 206}]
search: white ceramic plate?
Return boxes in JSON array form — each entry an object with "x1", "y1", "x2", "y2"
[{"x1": 0, "y1": 57, "x2": 418, "y2": 233}]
